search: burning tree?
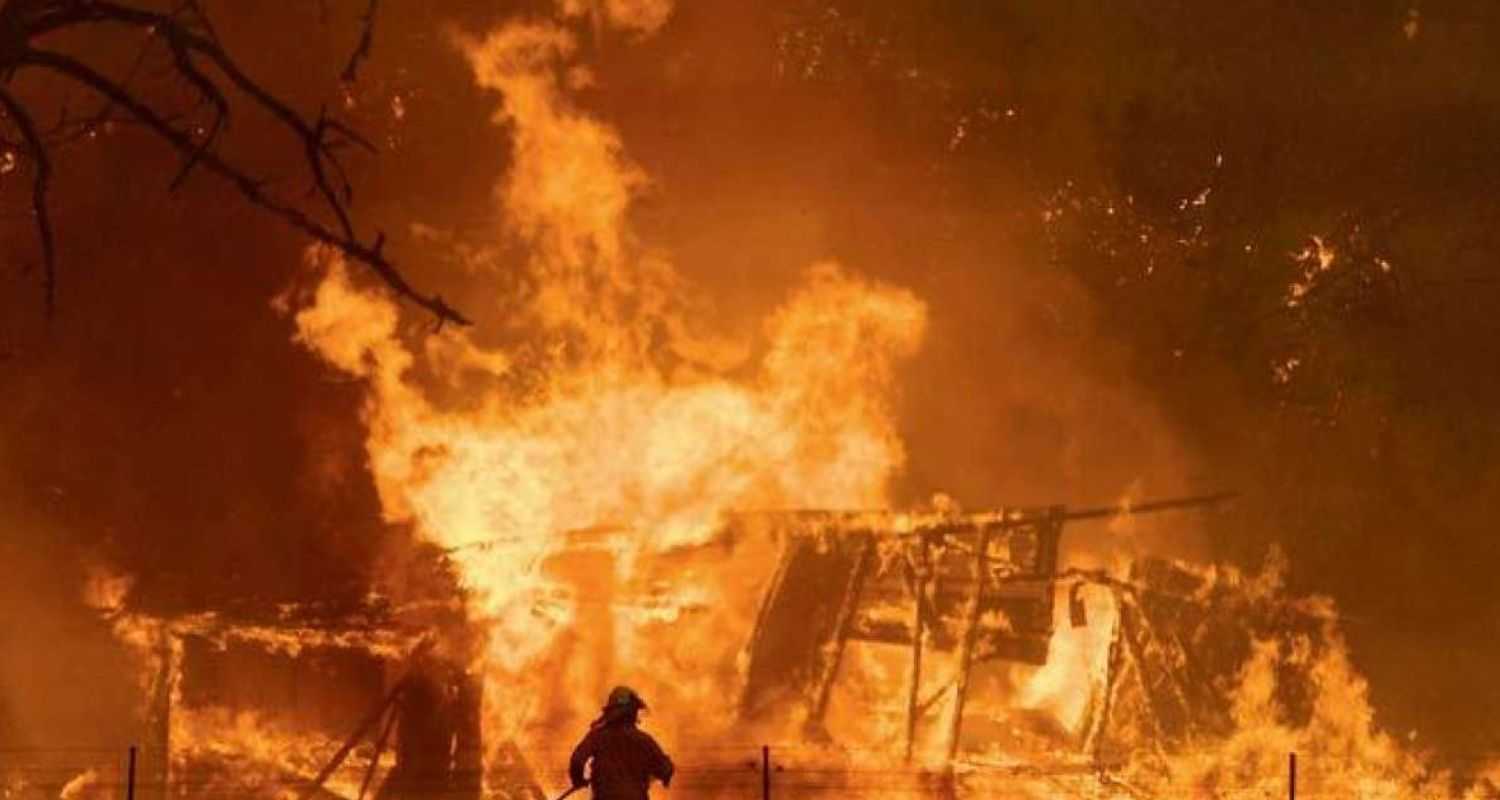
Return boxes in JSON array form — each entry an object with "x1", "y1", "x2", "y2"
[{"x1": 0, "y1": 0, "x2": 466, "y2": 323}]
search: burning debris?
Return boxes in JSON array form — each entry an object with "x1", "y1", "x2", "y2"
[
  {"x1": 736, "y1": 493, "x2": 1233, "y2": 762},
  {"x1": 56, "y1": 493, "x2": 1500, "y2": 800},
  {"x1": 69, "y1": 581, "x2": 497, "y2": 800}
]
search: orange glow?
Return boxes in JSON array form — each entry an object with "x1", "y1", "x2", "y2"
[{"x1": 44, "y1": 5, "x2": 1491, "y2": 800}]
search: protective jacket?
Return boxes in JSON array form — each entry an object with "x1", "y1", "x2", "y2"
[{"x1": 568, "y1": 719, "x2": 674, "y2": 800}]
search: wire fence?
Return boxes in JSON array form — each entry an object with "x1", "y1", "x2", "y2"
[{"x1": 2, "y1": 744, "x2": 1498, "y2": 799}]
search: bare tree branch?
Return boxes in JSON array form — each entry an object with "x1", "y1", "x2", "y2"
[
  {"x1": 0, "y1": 83, "x2": 56, "y2": 316},
  {"x1": 0, "y1": 0, "x2": 470, "y2": 325},
  {"x1": 19, "y1": 46, "x2": 469, "y2": 326},
  {"x1": 341, "y1": 0, "x2": 379, "y2": 84},
  {"x1": 160, "y1": 32, "x2": 228, "y2": 189}
]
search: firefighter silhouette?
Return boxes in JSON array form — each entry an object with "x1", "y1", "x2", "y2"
[{"x1": 567, "y1": 687, "x2": 674, "y2": 800}]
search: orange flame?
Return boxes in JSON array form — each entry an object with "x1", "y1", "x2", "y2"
[
  {"x1": 284, "y1": 4, "x2": 927, "y2": 787},
  {"x1": 246, "y1": 6, "x2": 1500, "y2": 799}
]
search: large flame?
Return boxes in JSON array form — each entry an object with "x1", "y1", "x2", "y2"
[{"x1": 284, "y1": 1, "x2": 927, "y2": 782}]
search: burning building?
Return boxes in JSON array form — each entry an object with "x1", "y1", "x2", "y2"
[
  {"x1": 66, "y1": 490, "x2": 1464, "y2": 800},
  {"x1": 735, "y1": 494, "x2": 1234, "y2": 759},
  {"x1": 5, "y1": 2, "x2": 1500, "y2": 800}
]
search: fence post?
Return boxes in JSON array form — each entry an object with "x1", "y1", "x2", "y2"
[
  {"x1": 1288, "y1": 751, "x2": 1297, "y2": 800},
  {"x1": 127, "y1": 746, "x2": 137, "y2": 800},
  {"x1": 761, "y1": 745, "x2": 771, "y2": 800}
]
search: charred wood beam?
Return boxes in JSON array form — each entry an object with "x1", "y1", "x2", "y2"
[
  {"x1": 448, "y1": 492, "x2": 1236, "y2": 558},
  {"x1": 1035, "y1": 506, "x2": 1064, "y2": 577},
  {"x1": 145, "y1": 630, "x2": 177, "y2": 800},
  {"x1": 301, "y1": 681, "x2": 405, "y2": 798},
  {"x1": 301, "y1": 680, "x2": 406, "y2": 800},
  {"x1": 300, "y1": 638, "x2": 432, "y2": 800},
  {"x1": 915, "y1": 675, "x2": 955, "y2": 719},
  {"x1": 1083, "y1": 590, "x2": 1125, "y2": 764},
  {"x1": 804, "y1": 533, "x2": 876, "y2": 737},
  {"x1": 453, "y1": 674, "x2": 485, "y2": 800},
  {"x1": 356, "y1": 701, "x2": 399, "y2": 800},
  {"x1": 945, "y1": 523, "x2": 992, "y2": 762},
  {"x1": 736, "y1": 492, "x2": 1237, "y2": 540},
  {"x1": 903, "y1": 535, "x2": 932, "y2": 762},
  {"x1": 1113, "y1": 594, "x2": 1172, "y2": 758}
]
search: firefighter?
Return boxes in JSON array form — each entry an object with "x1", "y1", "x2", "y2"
[{"x1": 568, "y1": 686, "x2": 674, "y2": 800}]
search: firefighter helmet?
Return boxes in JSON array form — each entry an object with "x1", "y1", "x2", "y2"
[{"x1": 604, "y1": 685, "x2": 647, "y2": 711}]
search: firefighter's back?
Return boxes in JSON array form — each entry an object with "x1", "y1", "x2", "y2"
[{"x1": 580, "y1": 724, "x2": 672, "y2": 800}]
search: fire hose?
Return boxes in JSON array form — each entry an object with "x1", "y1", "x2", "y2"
[{"x1": 553, "y1": 782, "x2": 589, "y2": 800}]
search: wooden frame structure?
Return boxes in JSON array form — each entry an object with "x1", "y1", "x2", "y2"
[
  {"x1": 738, "y1": 494, "x2": 1235, "y2": 761},
  {"x1": 118, "y1": 604, "x2": 483, "y2": 800}
]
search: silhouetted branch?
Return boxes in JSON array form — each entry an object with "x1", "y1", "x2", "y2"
[
  {"x1": 341, "y1": 0, "x2": 379, "y2": 84},
  {"x1": 0, "y1": 0, "x2": 469, "y2": 325},
  {"x1": 23, "y1": 46, "x2": 470, "y2": 326},
  {"x1": 0, "y1": 84, "x2": 56, "y2": 315}
]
